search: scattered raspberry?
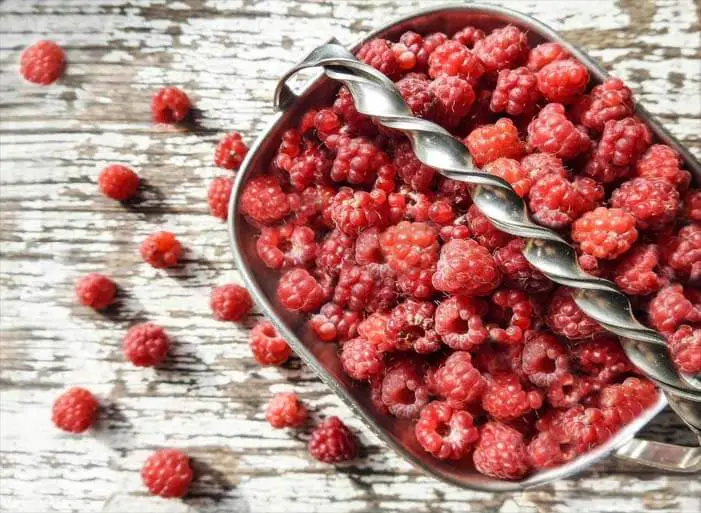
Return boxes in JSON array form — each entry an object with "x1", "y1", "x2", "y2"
[
  {"x1": 122, "y1": 323, "x2": 170, "y2": 367},
  {"x1": 20, "y1": 40, "x2": 65, "y2": 85},
  {"x1": 636, "y1": 144, "x2": 691, "y2": 191},
  {"x1": 571, "y1": 78, "x2": 634, "y2": 133},
  {"x1": 599, "y1": 377, "x2": 658, "y2": 425},
  {"x1": 74, "y1": 273, "x2": 116, "y2": 310},
  {"x1": 490, "y1": 67, "x2": 541, "y2": 116},
  {"x1": 256, "y1": 224, "x2": 317, "y2": 270},
  {"x1": 526, "y1": 103, "x2": 591, "y2": 159},
  {"x1": 473, "y1": 421, "x2": 530, "y2": 479},
  {"x1": 593, "y1": 117, "x2": 652, "y2": 169},
  {"x1": 151, "y1": 87, "x2": 191, "y2": 124},
  {"x1": 610, "y1": 177, "x2": 679, "y2": 231},
  {"x1": 520, "y1": 153, "x2": 568, "y2": 183},
  {"x1": 386, "y1": 300, "x2": 441, "y2": 354},
  {"x1": 277, "y1": 268, "x2": 325, "y2": 313},
  {"x1": 250, "y1": 321, "x2": 292, "y2": 366},
  {"x1": 660, "y1": 224, "x2": 701, "y2": 281},
  {"x1": 433, "y1": 238, "x2": 502, "y2": 296},
  {"x1": 648, "y1": 283, "x2": 701, "y2": 333},
  {"x1": 473, "y1": 26, "x2": 529, "y2": 72},
  {"x1": 381, "y1": 357, "x2": 430, "y2": 418},
  {"x1": 341, "y1": 337, "x2": 385, "y2": 380},
  {"x1": 98, "y1": 164, "x2": 140, "y2": 201},
  {"x1": 207, "y1": 176, "x2": 233, "y2": 220},
  {"x1": 396, "y1": 76, "x2": 436, "y2": 118},
  {"x1": 434, "y1": 295, "x2": 489, "y2": 350},
  {"x1": 521, "y1": 332, "x2": 569, "y2": 387},
  {"x1": 482, "y1": 373, "x2": 543, "y2": 421},
  {"x1": 614, "y1": 244, "x2": 666, "y2": 295},
  {"x1": 140, "y1": 231, "x2": 182, "y2": 268},
  {"x1": 210, "y1": 284, "x2": 252, "y2": 322},
  {"x1": 528, "y1": 173, "x2": 599, "y2": 229},
  {"x1": 415, "y1": 401, "x2": 479, "y2": 460},
  {"x1": 239, "y1": 175, "x2": 289, "y2": 225},
  {"x1": 546, "y1": 287, "x2": 604, "y2": 339},
  {"x1": 527, "y1": 431, "x2": 566, "y2": 469},
  {"x1": 309, "y1": 416, "x2": 359, "y2": 463},
  {"x1": 571, "y1": 335, "x2": 633, "y2": 384},
  {"x1": 526, "y1": 42, "x2": 570, "y2": 71},
  {"x1": 432, "y1": 351, "x2": 486, "y2": 409},
  {"x1": 316, "y1": 229, "x2": 354, "y2": 276},
  {"x1": 266, "y1": 392, "x2": 308, "y2": 428},
  {"x1": 536, "y1": 59, "x2": 589, "y2": 104},
  {"x1": 380, "y1": 221, "x2": 439, "y2": 274},
  {"x1": 546, "y1": 373, "x2": 595, "y2": 408},
  {"x1": 392, "y1": 140, "x2": 436, "y2": 192},
  {"x1": 357, "y1": 38, "x2": 400, "y2": 79},
  {"x1": 330, "y1": 187, "x2": 388, "y2": 236},
  {"x1": 309, "y1": 303, "x2": 360, "y2": 342},
  {"x1": 331, "y1": 136, "x2": 390, "y2": 184},
  {"x1": 684, "y1": 189, "x2": 701, "y2": 222},
  {"x1": 465, "y1": 205, "x2": 512, "y2": 249},
  {"x1": 214, "y1": 132, "x2": 248, "y2": 170},
  {"x1": 668, "y1": 325, "x2": 701, "y2": 374},
  {"x1": 494, "y1": 238, "x2": 553, "y2": 293},
  {"x1": 483, "y1": 158, "x2": 532, "y2": 197},
  {"x1": 487, "y1": 289, "x2": 537, "y2": 345},
  {"x1": 428, "y1": 40, "x2": 485, "y2": 86},
  {"x1": 572, "y1": 207, "x2": 638, "y2": 259},
  {"x1": 52, "y1": 387, "x2": 98, "y2": 433},
  {"x1": 141, "y1": 449, "x2": 192, "y2": 498},
  {"x1": 466, "y1": 118, "x2": 525, "y2": 167}
]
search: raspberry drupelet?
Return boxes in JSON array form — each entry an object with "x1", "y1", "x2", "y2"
[
  {"x1": 610, "y1": 177, "x2": 680, "y2": 231},
  {"x1": 526, "y1": 42, "x2": 570, "y2": 71},
  {"x1": 250, "y1": 321, "x2": 292, "y2": 366},
  {"x1": 466, "y1": 118, "x2": 525, "y2": 167},
  {"x1": 428, "y1": 40, "x2": 485, "y2": 86},
  {"x1": 74, "y1": 273, "x2": 116, "y2": 310},
  {"x1": 122, "y1": 323, "x2": 170, "y2": 367},
  {"x1": 614, "y1": 244, "x2": 666, "y2": 296},
  {"x1": 526, "y1": 103, "x2": 591, "y2": 160},
  {"x1": 432, "y1": 351, "x2": 486, "y2": 409},
  {"x1": 435, "y1": 295, "x2": 489, "y2": 350},
  {"x1": 309, "y1": 303, "x2": 360, "y2": 342},
  {"x1": 277, "y1": 268, "x2": 326, "y2": 313},
  {"x1": 415, "y1": 401, "x2": 479, "y2": 460},
  {"x1": 265, "y1": 392, "x2": 308, "y2": 428},
  {"x1": 151, "y1": 87, "x2": 191, "y2": 124},
  {"x1": 140, "y1": 231, "x2": 182, "y2": 268},
  {"x1": 636, "y1": 144, "x2": 691, "y2": 191},
  {"x1": 490, "y1": 67, "x2": 541, "y2": 116},
  {"x1": 340, "y1": 337, "x2": 385, "y2": 380},
  {"x1": 473, "y1": 25, "x2": 529, "y2": 73},
  {"x1": 482, "y1": 373, "x2": 544, "y2": 421},
  {"x1": 668, "y1": 325, "x2": 701, "y2": 374},
  {"x1": 239, "y1": 175, "x2": 289, "y2": 225},
  {"x1": 546, "y1": 287, "x2": 605, "y2": 339},
  {"x1": 433, "y1": 238, "x2": 502, "y2": 296},
  {"x1": 381, "y1": 357, "x2": 430, "y2": 418},
  {"x1": 572, "y1": 207, "x2": 638, "y2": 260},
  {"x1": 98, "y1": 165, "x2": 140, "y2": 201},
  {"x1": 521, "y1": 332, "x2": 569, "y2": 387},
  {"x1": 214, "y1": 132, "x2": 248, "y2": 170},
  {"x1": 473, "y1": 421, "x2": 530, "y2": 480},
  {"x1": 52, "y1": 387, "x2": 99, "y2": 433},
  {"x1": 308, "y1": 416, "x2": 359, "y2": 463},
  {"x1": 536, "y1": 59, "x2": 589, "y2": 104},
  {"x1": 571, "y1": 78, "x2": 634, "y2": 133},
  {"x1": 648, "y1": 284, "x2": 701, "y2": 333},
  {"x1": 207, "y1": 176, "x2": 233, "y2": 220},
  {"x1": 141, "y1": 449, "x2": 193, "y2": 498},
  {"x1": 20, "y1": 40, "x2": 65, "y2": 85},
  {"x1": 210, "y1": 284, "x2": 252, "y2": 322}
]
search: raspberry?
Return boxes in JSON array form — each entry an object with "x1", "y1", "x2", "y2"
[
  {"x1": 571, "y1": 78, "x2": 634, "y2": 133},
  {"x1": 141, "y1": 449, "x2": 192, "y2": 498},
  {"x1": 614, "y1": 244, "x2": 666, "y2": 296},
  {"x1": 341, "y1": 337, "x2": 385, "y2": 380},
  {"x1": 526, "y1": 103, "x2": 591, "y2": 159},
  {"x1": 473, "y1": 421, "x2": 530, "y2": 480},
  {"x1": 316, "y1": 229, "x2": 354, "y2": 275},
  {"x1": 19, "y1": 40, "x2": 65, "y2": 85},
  {"x1": 314, "y1": 108, "x2": 342, "y2": 138},
  {"x1": 358, "y1": 312, "x2": 399, "y2": 353},
  {"x1": 521, "y1": 332, "x2": 569, "y2": 387},
  {"x1": 610, "y1": 177, "x2": 680, "y2": 231},
  {"x1": 528, "y1": 174, "x2": 598, "y2": 229},
  {"x1": 487, "y1": 289, "x2": 537, "y2": 345},
  {"x1": 380, "y1": 221, "x2": 439, "y2": 274},
  {"x1": 74, "y1": 273, "x2": 116, "y2": 310},
  {"x1": 354, "y1": 227, "x2": 382, "y2": 265},
  {"x1": 98, "y1": 165, "x2": 140, "y2": 201},
  {"x1": 392, "y1": 140, "x2": 436, "y2": 192},
  {"x1": 334, "y1": 263, "x2": 396, "y2": 313},
  {"x1": 414, "y1": 32, "x2": 449, "y2": 71},
  {"x1": 385, "y1": 300, "x2": 440, "y2": 353},
  {"x1": 520, "y1": 153, "x2": 568, "y2": 183},
  {"x1": 648, "y1": 284, "x2": 701, "y2": 333},
  {"x1": 636, "y1": 144, "x2": 691, "y2": 191},
  {"x1": 415, "y1": 401, "x2": 479, "y2": 460},
  {"x1": 582, "y1": 150, "x2": 630, "y2": 184},
  {"x1": 432, "y1": 351, "x2": 486, "y2": 409},
  {"x1": 381, "y1": 357, "x2": 430, "y2": 418},
  {"x1": 289, "y1": 185, "x2": 334, "y2": 229},
  {"x1": 465, "y1": 118, "x2": 525, "y2": 167},
  {"x1": 473, "y1": 342, "x2": 525, "y2": 378},
  {"x1": 332, "y1": 87, "x2": 376, "y2": 137},
  {"x1": 52, "y1": 387, "x2": 98, "y2": 433},
  {"x1": 356, "y1": 38, "x2": 400, "y2": 79},
  {"x1": 527, "y1": 431, "x2": 566, "y2": 469},
  {"x1": 552, "y1": 406, "x2": 616, "y2": 455},
  {"x1": 452, "y1": 26, "x2": 486, "y2": 48},
  {"x1": 266, "y1": 392, "x2": 308, "y2": 428},
  {"x1": 428, "y1": 200, "x2": 455, "y2": 225},
  {"x1": 684, "y1": 189, "x2": 701, "y2": 222},
  {"x1": 331, "y1": 136, "x2": 390, "y2": 184},
  {"x1": 122, "y1": 323, "x2": 170, "y2": 367},
  {"x1": 396, "y1": 76, "x2": 436, "y2": 119},
  {"x1": 240, "y1": 175, "x2": 289, "y2": 225},
  {"x1": 668, "y1": 325, "x2": 701, "y2": 374},
  {"x1": 494, "y1": 238, "x2": 553, "y2": 293},
  {"x1": 151, "y1": 86, "x2": 191, "y2": 124},
  {"x1": 526, "y1": 42, "x2": 570, "y2": 71},
  {"x1": 207, "y1": 176, "x2": 233, "y2": 220},
  {"x1": 309, "y1": 303, "x2": 360, "y2": 342},
  {"x1": 433, "y1": 238, "x2": 502, "y2": 296},
  {"x1": 599, "y1": 377, "x2": 658, "y2": 425},
  {"x1": 593, "y1": 117, "x2": 652, "y2": 169},
  {"x1": 397, "y1": 267, "x2": 435, "y2": 299},
  {"x1": 250, "y1": 321, "x2": 292, "y2": 365},
  {"x1": 330, "y1": 187, "x2": 388, "y2": 236},
  {"x1": 428, "y1": 40, "x2": 485, "y2": 86},
  {"x1": 546, "y1": 373, "x2": 596, "y2": 408},
  {"x1": 483, "y1": 158, "x2": 532, "y2": 197},
  {"x1": 214, "y1": 132, "x2": 248, "y2": 170},
  {"x1": 286, "y1": 147, "x2": 332, "y2": 191},
  {"x1": 278, "y1": 128, "x2": 303, "y2": 157},
  {"x1": 309, "y1": 416, "x2": 359, "y2": 463},
  {"x1": 571, "y1": 335, "x2": 633, "y2": 383},
  {"x1": 435, "y1": 296, "x2": 489, "y2": 350},
  {"x1": 572, "y1": 207, "x2": 638, "y2": 259},
  {"x1": 390, "y1": 189, "x2": 433, "y2": 222},
  {"x1": 210, "y1": 284, "x2": 252, "y2": 321},
  {"x1": 490, "y1": 67, "x2": 541, "y2": 116},
  {"x1": 482, "y1": 373, "x2": 544, "y2": 421},
  {"x1": 473, "y1": 26, "x2": 529, "y2": 73},
  {"x1": 256, "y1": 224, "x2": 317, "y2": 270},
  {"x1": 546, "y1": 287, "x2": 604, "y2": 339},
  {"x1": 536, "y1": 59, "x2": 589, "y2": 104},
  {"x1": 437, "y1": 178, "x2": 472, "y2": 208},
  {"x1": 140, "y1": 231, "x2": 182, "y2": 268},
  {"x1": 660, "y1": 224, "x2": 701, "y2": 281},
  {"x1": 277, "y1": 268, "x2": 325, "y2": 313},
  {"x1": 392, "y1": 43, "x2": 417, "y2": 71}
]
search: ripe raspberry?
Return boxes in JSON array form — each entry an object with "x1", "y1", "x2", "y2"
[
  {"x1": 528, "y1": 174, "x2": 583, "y2": 229},
  {"x1": 428, "y1": 40, "x2": 485, "y2": 86},
  {"x1": 415, "y1": 401, "x2": 479, "y2": 460},
  {"x1": 357, "y1": 38, "x2": 400, "y2": 79},
  {"x1": 520, "y1": 153, "x2": 568, "y2": 183},
  {"x1": 494, "y1": 238, "x2": 553, "y2": 293},
  {"x1": 140, "y1": 231, "x2": 182, "y2": 268},
  {"x1": 396, "y1": 76, "x2": 436, "y2": 119},
  {"x1": 473, "y1": 26, "x2": 529, "y2": 73},
  {"x1": 433, "y1": 238, "x2": 502, "y2": 296},
  {"x1": 668, "y1": 325, "x2": 701, "y2": 374},
  {"x1": 277, "y1": 268, "x2": 325, "y2": 313},
  {"x1": 571, "y1": 335, "x2": 633, "y2": 384},
  {"x1": 309, "y1": 303, "x2": 360, "y2": 342},
  {"x1": 432, "y1": 351, "x2": 486, "y2": 408},
  {"x1": 482, "y1": 373, "x2": 544, "y2": 421},
  {"x1": 526, "y1": 42, "x2": 570, "y2": 71},
  {"x1": 19, "y1": 40, "x2": 65, "y2": 85},
  {"x1": 599, "y1": 377, "x2": 658, "y2": 425},
  {"x1": 332, "y1": 87, "x2": 376, "y2": 137},
  {"x1": 210, "y1": 284, "x2": 252, "y2": 322},
  {"x1": 521, "y1": 332, "x2": 569, "y2": 387},
  {"x1": 572, "y1": 207, "x2": 638, "y2": 259},
  {"x1": 74, "y1": 273, "x2": 116, "y2": 310},
  {"x1": 610, "y1": 177, "x2": 680, "y2": 231},
  {"x1": 434, "y1": 296, "x2": 488, "y2": 350},
  {"x1": 571, "y1": 78, "x2": 634, "y2": 133},
  {"x1": 151, "y1": 87, "x2": 191, "y2": 124},
  {"x1": 582, "y1": 150, "x2": 630, "y2": 184},
  {"x1": 490, "y1": 67, "x2": 541, "y2": 116},
  {"x1": 473, "y1": 421, "x2": 530, "y2": 479},
  {"x1": 266, "y1": 392, "x2": 308, "y2": 428},
  {"x1": 122, "y1": 323, "x2": 170, "y2": 367},
  {"x1": 392, "y1": 140, "x2": 436, "y2": 192},
  {"x1": 614, "y1": 244, "x2": 666, "y2": 296},
  {"x1": 214, "y1": 132, "x2": 248, "y2": 170},
  {"x1": 465, "y1": 118, "x2": 525, "y2": 167},
  {"x1": 526, "y1": 103, "x2": 591, "y2": 159},
  {"x1": 552, "y1": 406, "x2": 616, "y2": 455},
  {"x1": 684, "y1": 189, "x2": 701, "y2": 222},
  {"x1": 397, "y1": 267, "x2": 435, "y2": 299},
  {"x1": 392, "y1": 42, "x2": 417, "y2": 72},
  {"x1": 239, "y1": 175, "x2": 289, "y2": 225},
  {"x1": 648, "y1": 284, "x2": 701, "y2": 333},
  {"x1": 660, "y1": 224, "x2": 701, "y2": 281},
  {"x1": 437, "y1": 177, "x2": 472, "y2": 208},
  {"x1": 52, "y1": 387, "x2": 99, "y2": 433},
  {"x1": 141, "y1": 449, "x2": 192, "y2": 498},
  {"x1": 389, "y1": 188, "x2": 434, "y2": 222},
  {"x1": 98, "y1": 164, "x2": 140, "y2": 201},
  {"x1": 331, "y1": 136, "x2": 390, "y2": 184},
  {"x1": 413, "y1": 32, "x2": 449, "y2": 71},
  {"x1": 356, "y1": 312, "x2": 394, "y2": 352},
  {"x1": 483, "y1": 158, "x2": 532, "y2": 197},
  {"x1": 354, "y1": 227, "x2": 382, "y2": 265},
  {"x1": 334, "y1": 263, "x2": 396, "y2": 313},
  {"x1": 546, "y1": 287, "x2": 604, "y2": 339},
  {"x1": 593, "y1": 117, "x2": 652, "y2": 169},
  {"x1": 256, "y1": 224, "x2": 317, "y2": 270},
  {"x1": 330, "y1": 187, "x2": 388, "y2": 236},
  {"x1": 386, "y1": 300, "x2": 441, "y2": 354},
  {"x1": 636, "y1": 144, "x2": 691, "y2": 191},
  {"x1": 381, "y1": 357, "x2": 430, "y2": 418},
  {"x1": 340, "y1": 337, "x2": 385, "y2": 380},
  {"x1": 316, "y1": 229, "x2": 354, "y2": 276},
  {"x1": 285, "y1": 147, "x2": 332, "y2": 191},
  {"x1": 314, "y1": 108, "x2": 342, "y2": 138},
  {"x1": 250, "y1": 321, "x2": 292, "y2": 366},
  {"x1": 487, "y1": 289, "x2": 537, "y2": 345},
  {"x1": 536, "y1": 59, "x2": 589, "y2": 104},
  {"x1": 546, "y1": 373, "x2": 596, "y2": 408},
  {"x1": 207, "y1": 176, "x2": 233, "y2": 220},
  {"x1": 428, "y1": 200, "x2": 455, "y2": 225},
  {"x1": 380, "y1": 221, "x2": 439, "y2": 274},
  {"x1": 527, "y1": 431, "x2": 566, "y2": 469},
  {"x1": 452, "y1": 26, "x2": 486, "y2": 48},
  {"x1": 309, "y1": 416, "x2": 359, "y2": 463}
]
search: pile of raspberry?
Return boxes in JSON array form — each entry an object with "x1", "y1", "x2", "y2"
[{"x1": 239, "y1": 26, "x2": 699, "y2": 480}]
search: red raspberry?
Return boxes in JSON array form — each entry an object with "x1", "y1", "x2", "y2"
[
  {"x1": 392, "y1": 42, "x2": 417, "y2": 72},
  {"x1": 520, "y1": 153, "x2": 568, "y2": 182},
  {"x1": 435, "y1": 295, "x2": 489, "y2": 350},
  {"x1": 521, "y1": 332, "x2": 569, "y2": 387},
  {"x1": 309, "y1": 416, "x2": 359, "y2": 463},
  {"x1": 684, "y1": 189, "x2": 701, "y2": 222},
  {"x1": 250, "y1": 321, "x2": 291, "y2": 365},
  {"x1": 433, "y1": 238, "x2": 502, "y2": 296},
  {"x1": 278, "y1": 128, "x2": 303, "y2": 157},
  {"x1": 207, "y1": 176, "x2": 233, "y2": 220},
  {"x1": 610, "y1": 177, "x2": 680, "y2": 231},
  {"x1": 386, "y1": 300, "x2": 441, "y2": 354},
  {"x1": 593, "y1": 116, "x2": 652, "y2": 169},
  {"x1": 648, "y1": 283, "x2": 701, "y2": 333},
  {"x1": 473, "y1": 26, "x2": 529, "y2": 73},
  {"x1": 141, "y1": 449, "x2": 192, "y2": 498},
  {"x1": 428, "y1": 199, "x2": 455, "y2": 225},
  {"x1": 330, "y1": 187, "x2": 388, "y2": 236},
  {"x1": 482, "y1": 373, "x2": 544, "y2": 421},
  {"x1": 465, "y1": 118, "x2": 525, "y2": 167},
  {"x1": 389, "y1": 189, "x2": 434, "y2": 222},
  {"x1": 331, "y1": 136, "x2": 390, "y2": 184},
  {"x1": 397, "y1": 267, "x2": 435, "y2": 299},
  {"x1": 20, "y1": 40, "x2": 65, "y2": 85},
  {"x1": 277, "y1": 268, "x2": 325, "y2": 313},
  {"x1": 266, "y1": 392, "x2": 308, "y2": 428},
  {"x1": 528, "y1": 174, "x2": 603, "y2": 229},
  {"x1": 483, "y1": 158, "x2": 532, "y2": 197},
  {"x1": 381, "y1": 357, "x2": 430, "y2": 418},
  {"x1": 396, "y1": 76, "x2": 437, "y2": 119},
  {"x1": 415, "y1": 401, "x2": 479, "y2": 460},
  {"x1": 571, "y1": 335, "x2": 633, "y2": 384},
  {"x1": 636, "y1": 144, "x2": 691, "y2": 191},
  {"x1": 473, "y1": 342, "x2": 525, "y2": 378},
  {"x1": 392, "y1": 140, "x2": 436, "y2": 192},
  {"x1": 332, "y1": 87, "x2": 376, "y2": 137},
  {"x1": 452, "y1": 26, "x2": 486, "y2": 47},
  {"x1": 74, "y1": 273, "x2": 116, "y2": 310},
  {"x1": 473, "y1": 421, "x2": 530, "y2": 479},
  {"x1": 490, "y1": 67, "x2": 541, "y2": 116},
  {"x1": 546, "y1": 287, "x2": 604, "y2": 339},
  {"x1": 380, "y1": 221, "x2": 439, "y2": 274},
  {"x1": 140, "y1": 231, "x2": 182, "y2": 268},
  {"x1": 358, "y1": 312, "x2": 395, "y2": 352},
  {"x1": 52, "y1": 387, "x2": 98, "y2": 433},
  {"x1": 239, "y1": 175, "x2": 289, "y2": 225},
  {"x1": 98, "y1": 164, "x2": 140, "y2": 201},
  {"x1": 614, "y1": 244, "x2": 666, "y2": 296},
  {"x1": 309, "y1": 303, "x2": 360, "y2": 342},
  {"x1": 536, "y1": 59, "x2": 589, "y2": 104},
  {"x1": 552, "y1": 406, "x2": 616, "y2": 455},
  {"x1": 357, "y1": 38, "x2": 400, "y2": 79},
  {"x1": 291, "y1": 184, "x2": 335, "y2": 228},
  {"x1": 151, "y1": 87, "x2": 191, "y2": 124},
  {"x1": 571, "y1": 78, "x2": 634, "y2": 133},
  {"x1": 214, "y1": 132, "x2": 248, "y2": 170},
  {"x1": 316, "y1": 229, "x2": 354, "y2": 275},
  {"x1": 494, "y1": 238, "x2": 553, "y2": 293},
  {"x1": 526, "y1": 42, "x2": 570, "y2": 71},
  {"x1": 487, "y1": 289, "x2": 537, "y2": 345},
  {"x1": 354, "y1": 227, "x2": 382, "y2": 265},
  {"x1": 432, "y1": 351, "x2": 486, "y2": 409},
  {"x1": 572, "y1": 207, "x2": 638, "y2": 259},
  {"x1": 546, "y1": 373, "x2": 596, "y2": 408},
  {"x1": 526, "y1": 103, "x2": 591, "y2": 159},
  {"x1": 582, "y1": 150, "x2": 630, "y2": 184},
  {"x1": 256, "y1": 224, "x2": 317, "y2": 270},
  {"x1": 340, "y1": 337, "x2": 385, "y2": 380},
  {"x1": 438, "y1": 177, "x2": 473, "y2": 208},
  {"x1": 285, "y1": 147, "x2": 331, "y2": 191},
  {"x1": 414, "y1": 32, "x2": 449, "y2": 71},
  {"x1": 660, "y1": 224, "x2": 701, "y2": 281},
  {"x1": 210, "y1": 284, "x2": 252, "y2": 321},
  {"x1": 428, "y1": 40, "x2": 485, "y2": 86},
  {"x1": 334, "y1": 264, "x2": 396, "y2": 313},
  {"x1": 314, "y1": 108, "x2": 342, "y2": 138},
  {"x1": 668, "y1": 325, "x2": 701, "y2": 374},
  {"x1": 527, "y1": 431, "x2": 566, "y2": 469},
  {"x1": 122, "y1": 323, "x2": 169, "y2": 367},
  {"x1": 599, "y1": 377, "x2": 658, "y2": 425}
]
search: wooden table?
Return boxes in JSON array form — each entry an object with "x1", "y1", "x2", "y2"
[{"x1": 1, "y1": 1, "x2": 699, "y2": 512}]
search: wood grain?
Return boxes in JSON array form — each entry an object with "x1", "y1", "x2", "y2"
[{"x1": 1, "y1": 1, "x2": 699, "y2": 512}]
